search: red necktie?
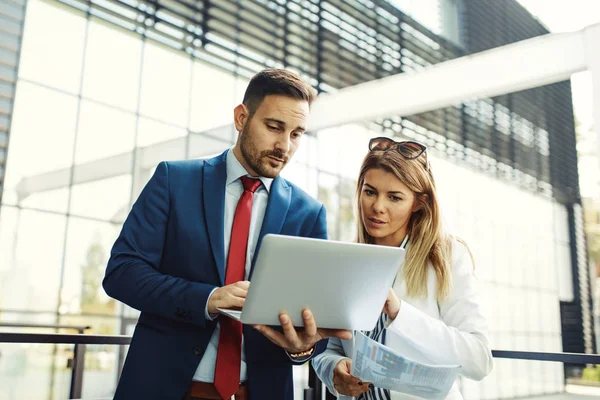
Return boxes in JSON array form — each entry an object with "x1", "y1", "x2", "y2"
[{"x1": 214, "y1": 176, "x2": 262, "y2": 399}]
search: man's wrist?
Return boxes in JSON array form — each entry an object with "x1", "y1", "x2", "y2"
[
  {"x1": 288, "y1": 346, "x2": 315, "y2": 359},
  {"x1": 205, "y1": 287, "x2": 219, "y2": 320}
]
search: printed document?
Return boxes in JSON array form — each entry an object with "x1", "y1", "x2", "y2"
[{"x1": 351, "y1": 331, "x2": 460, "y2": 399}]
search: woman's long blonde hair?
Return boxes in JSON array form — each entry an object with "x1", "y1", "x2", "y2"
[{"x1": 355, "y1": 147, "x2": 452, "y2": 300}]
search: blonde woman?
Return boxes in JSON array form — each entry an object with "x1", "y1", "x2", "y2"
[{"x1": 312, "y1": 137, "x2": 493, "y2": 399}]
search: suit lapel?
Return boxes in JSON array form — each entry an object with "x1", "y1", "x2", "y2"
[
  {"x1": 250, "y1": 176, "x2": 291, "y2": 279},
  {"x1": 203, "y1": 152, "x2": 228, "y2": 284}
]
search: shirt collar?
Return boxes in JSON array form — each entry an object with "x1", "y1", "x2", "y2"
[
  {"x1": 400, "y1": 235, "x2": 409, "y2": 249},
  {"x1": 226, "y1": 148, "x2": 273, "y2": 192}
]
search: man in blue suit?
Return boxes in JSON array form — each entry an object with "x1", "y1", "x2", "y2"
[{"x1": 103, "y1": 69, "x2": 351, "y2": 400}]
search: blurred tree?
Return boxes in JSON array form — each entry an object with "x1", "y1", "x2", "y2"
[{"x1": 81, "y1": 234, "x2": 115, "y2": 315}]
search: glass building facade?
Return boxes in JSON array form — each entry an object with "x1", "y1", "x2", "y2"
[{"x1": 0, "y1": 0, "x2": 591, "y2": 399}]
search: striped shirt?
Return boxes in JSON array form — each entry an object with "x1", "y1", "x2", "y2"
[{"x1": 357, "y1": 235, "x2": 409, "y2": 400}]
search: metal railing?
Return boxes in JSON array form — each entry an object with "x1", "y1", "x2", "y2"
[
  {"x1": 1, "y1": 331, "x2": 600, "y2": 399},
  {"x1": 0, "y1": 323, "x2": 93, "y2": 400}
]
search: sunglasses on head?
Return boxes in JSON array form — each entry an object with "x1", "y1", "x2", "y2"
[{"x1": 368, "y1": 137, "x2": 428, "y2": 164}]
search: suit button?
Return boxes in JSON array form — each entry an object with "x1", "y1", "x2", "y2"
[{"x1": 193, "y1": 347, "x2": 203, "y2": 356}]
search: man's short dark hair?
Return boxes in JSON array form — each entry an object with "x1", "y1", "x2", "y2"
[{"x1": 242, "y1": 68, "x2": 317, "y2": 118}]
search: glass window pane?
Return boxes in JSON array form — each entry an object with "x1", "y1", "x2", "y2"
[
  {"x1": 189, "y1": 62, "x2": 236, "y2": 134},
  {"x1": 123, "y1": 304, "x2": 140, "y2": 320},
  {"x1": 0, "y1": 310, "x2": 57, "y2": 326},
  {"x1": 139, "y1": 42, "x2": 191, "y2": 126},
  {"x1": 3, "y1": 82, "x2": 77, "y2": 211},
  {"x1": 19, "y1": 188, "x2": 70, "y2": 214},
  {"x1": 70, "y1": 174, "x2": 132, "y2": 221},
  {"x1": 60, "y1": 217, "x2": 121, "y2": 315},
  {"x1": 188, "y1": 133, "x2": 231, "y2": 160},
  {"x1": 234, "y1": 76, "x2": 250, "y2": 107},
  {"x1": 82, "y1": 19, "x2": 143, "y2": 111},
  {"x1": 137, "y1": 117, "x2": 187, "y2": 148},
  {"x1": 18, "y1": 0, "x2": 86, "y2": 93},
  {"x1": 0, "y1": 206, "x2": 18, "y2": 277},
  {"x1": 280, "y1": 162, "x2": 317, "y2": 198},
  {"x1": 389, "y1": 0, "x2": 442, "y2": 35},
  {"x1": 0, "y1": 208, "x2": 66, "y2": 312},
  {"x1": 293, "y1": 134, "x2": 318, "y2": 167},
  {"x1": 317, "y1": 127, "x2": 342, "y2": 174},
  {"x1": 56, "y1": 316, "x2": 120, "y2": 398},
  {"x1": 338, "y1": 124, "x2": 377, "y2": 179},
  {"x1": 318, "y1": 172, "x2": 339, "y2": 240},
  {"x1": 0, "y1": 343, "x2": 55, "y2": 399},
  {"x1": 339, "y1": 178, "x2": 357, "y2": 242},
  {"x1": 75, "y1": 100, "x2": 136, "y2": 164}
]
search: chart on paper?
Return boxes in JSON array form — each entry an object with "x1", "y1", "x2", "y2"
[{"x1": 351, "y1": 331, "x2": 460, "y2": 399}]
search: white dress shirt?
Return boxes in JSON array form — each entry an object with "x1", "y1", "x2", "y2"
[
  {"x1": 312, "y1": 239, "x2": 494, "y2": 399},
  {"x1": 193, "y1": 148, "x2": 273, "y2": 383}
]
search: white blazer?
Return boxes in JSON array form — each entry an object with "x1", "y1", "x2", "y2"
[{"x1": 312, "y1": 239, "x2": 494, "y2": 400}]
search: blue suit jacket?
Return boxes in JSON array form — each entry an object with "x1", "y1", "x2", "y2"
[{"x1": 103, "y1": 150, "x2": 329, "y2": 400}]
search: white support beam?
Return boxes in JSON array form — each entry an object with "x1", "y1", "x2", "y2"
[
  {"x1": 15, "y1": 138, "x2": 187, "y2": 201},
  {"x1": 585, "y1": 25, "x2": 600, "y2": 174},
  {"x1": 310, "y1": 24, "x2": 600, "y2": 131},
  {"x1": 582, "y1": 23, "x2": 600, "y2": 355},
  {"x1": 14, "y1": 24, "x2": 600, "y2": 199},
  {"x1": 14, "y1": 132, "x2": 233, "y2": 201}
]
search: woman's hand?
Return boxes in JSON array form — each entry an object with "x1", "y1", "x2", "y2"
[
  {"x1": 382, "y1": 288, "x2": 400, "y2": 320},
  {"x1": 332, "y1": 358, "x2": 371, "y2": 396}
]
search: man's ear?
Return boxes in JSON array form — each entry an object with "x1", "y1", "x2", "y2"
[{"x1": 234, "y1": 104, "x2": 249, "y2": 132}]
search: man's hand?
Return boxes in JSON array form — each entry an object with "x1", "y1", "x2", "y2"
[
  {"x1": 382, "y1": 288, "x2": 400, "y2": 320},
  {"x1": 207, "y1": 281, "x2": 250, "y2": 314},
  {"x1": 253, "y1": 309, "x2": 352, "y2": 353},
  {"x1": 333, "y1": 358, "x2": 371, "y2": 396}
]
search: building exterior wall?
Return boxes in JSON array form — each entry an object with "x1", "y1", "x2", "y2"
[
  {"x1": 0, "y1": 0, "x2": 27, "y2": 209},
  {"x1": 0, "y1": 0, "x2": 585, "y2": 398}
]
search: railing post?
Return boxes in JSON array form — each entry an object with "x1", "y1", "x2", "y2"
[
  {"x1": 303, "y1": 387, "x2": 315, "y2": 400},
  {"x1": 69, "y1": 343, "x2": 86, "y2": 399},
  {"x1": 307, "y1": 362, "x2": 324, "y2": 400}
]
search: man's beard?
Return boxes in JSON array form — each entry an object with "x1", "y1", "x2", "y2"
[{"x1": 240, "y1": 124, "x2": 288, "y2": 178}]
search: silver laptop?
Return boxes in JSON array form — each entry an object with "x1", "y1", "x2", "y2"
[{"x1": 218, "y1": 234, "x2": 405, "y2": 331}]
